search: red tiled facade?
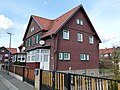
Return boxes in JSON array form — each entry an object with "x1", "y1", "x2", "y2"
[{"x1": 23, "y1": 5, "x2": 101, "y2": 75}]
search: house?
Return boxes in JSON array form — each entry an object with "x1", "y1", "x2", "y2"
[
  {"x1": 12, "y1": 43, "x2": 26, "y2": 65},
  {"x1": 23, "y1": 4, "x2": 101, "y2": 76},
  {"x1": 99, "y1": 47, "x2": 120, "y2": 69},
  {"x1": 0, "y1": 46, "x2": 17, "y2": 63},
  {"x1": 99, "y1": 48, "x2": 115, "y2": 69}
]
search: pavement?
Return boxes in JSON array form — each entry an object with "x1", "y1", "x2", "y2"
[{"x1": 0, "y1": 70, "x2": 35, "y2": 90}]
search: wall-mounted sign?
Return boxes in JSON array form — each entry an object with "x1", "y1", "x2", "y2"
[{"x1": 40, "y1": 40, "x2": 45, "y2": 45}]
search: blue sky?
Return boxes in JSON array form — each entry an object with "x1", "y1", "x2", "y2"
[{"x1": 0, "y1": 0, "x2": 120, "y2": 49}]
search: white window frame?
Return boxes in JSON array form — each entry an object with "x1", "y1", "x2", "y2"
[
  {"x1": 31, "y1": 27, "x2": 34, "y2": 32},
  {"x1": 59, "y1": 53, "x2": 63, "y2": 60},
  {"x1": 5, "y1": 54, "x2": 8, "y2": 57},
  {"x1": 80, "y1": 54, "x2": 90, "y2": 61},
  {"x1": 31, "y1": 50, "x2": 35, "y2": 61},
  {"x1": 63, "y1": 30, "x2": 69, "y2": 40},
  {"x1": 89, "y1": 36, "x2": 94, "y2": 44},
  {"x1": 76, "y1": 19, "x2": 84, "y2": 25},
  {"x1": 36, "y1": 49, "x2": 39, "y2": 61},
  {"x1": 80, "y1": 54, "x2": 86, "y2": 60},
  {"x1": 64, "y1": 53, "x2": 70, "y2": 60},
  {"x1": 77, "y1": 33, "x2": 83, "y2": 42},
  {"x1": 59, "y1": 52, "x2": 70, "y2": 60},
  {"x1": 27, "y1": 52, "x2": 30, "y2": 61}
]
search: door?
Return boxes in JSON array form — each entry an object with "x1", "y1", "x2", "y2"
[{"x1": 40, "y1": 49, "x2": 50, "y2": 70}]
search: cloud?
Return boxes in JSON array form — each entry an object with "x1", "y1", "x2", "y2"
[
  {"x1": 0, "y1": 15, "x2": 14, "y2": 31},
  {"x1": 101, "y1": 33, "x2": 116, "y2": 43},
  {"x1": 42, "y1": 0, "x2": 50, "y2": 8}
]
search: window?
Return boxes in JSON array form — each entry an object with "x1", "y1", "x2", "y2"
[
  {"x1": 59, "y1": 52, "x2": 70, "y2": 60},
  {"x1": 1, "y1": 50, "x2": 4, "y2": 52},
  {"x1": 76, "y1": 19, "x2": 84, "y2": 25},
  {"x1": 80, "y1": 54, "x2": 90, "y2": 60},
  {"x1": 27, "y1": 52, "x2": 30, "y2": 61},
  {"x1": 81, "y1": 70, "x2": 86, "y2": 75},
  {"x1": 63, "y1": 30, "x2": 69, "y2": 40},
  {"x1": 59, "y1": 53, "x2": 63, "y2": 60},
  {"x1": 5, "y1": 54, "x2": 8, "y2": 57},
  {"x1": 36, "y1": 49, "x2": 39, "y2": 61},
  {"x1": 31, "y1": 27, "x2": 34, "y2": 32},
  {"x1": 89, "y1": 36, "x2": 94, "y2": 44},
  {"x1": 30, "y1": 38, "x2": 32, "y2": 46},
  {"x1": 34, "y1": 34, "x2": 40, "y2": 44},
  {"x1": 90, "y1": 71, "x2": 95, "y2": 76},
  {"x1": 77, "y1": 33, "x2": 83, "y2": 42},
  {"x1": 31, "y1": 50, "x2": 35, "y2": 61},
  {"x1": 0, "y1": 55, "x2": 3, "y2": 60},
  {"x1": 44, "y1": 55, "x2": 49, "y2": 62}
]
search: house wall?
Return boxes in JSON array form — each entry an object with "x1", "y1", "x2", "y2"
[
  {"x1": 56, "y1": 9, "x2": 99, "y2": 71},
  {"x1": 25, "y1": 19, "x2": 42, "y2": 39}
]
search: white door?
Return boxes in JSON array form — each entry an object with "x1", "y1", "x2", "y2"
[{"x1": 40, "y1": 49, "x2": 50, "y2": 70}]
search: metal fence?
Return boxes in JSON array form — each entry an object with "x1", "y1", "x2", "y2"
[{"x1": 40, "y1": 70, "x2": 120, "y2": 90}]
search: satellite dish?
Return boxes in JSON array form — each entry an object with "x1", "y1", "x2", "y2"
[
  {"x1": 40, "y1": 40, "x2": 45, "y2": 45},
  {"x1": 22, "y1": 46, "x2": 26, "y2": 51}
]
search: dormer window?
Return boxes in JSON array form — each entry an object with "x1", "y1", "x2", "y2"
[
  {"x1": 76, "y1": 19, "x2": 84, "y2": 25},
  {"x1": 31, "y1": 27, "x2": 34, "y2": 32}
]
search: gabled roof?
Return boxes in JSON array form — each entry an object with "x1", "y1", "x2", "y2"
[
  {"x1": 99, "y1": 48, "x2": 115, "y2": 54},
  {"x1": 33, "y1": 16, "x2": 53, "y2": 30},
  {"x1": 0, "y1": 46, "x2": 17, "y2": 54},
  {"x1": 23, "y1": 4, "x2": 101, "y2": 42},
  {"x1": 7, "y1": 48, "x2": 17, "y2": 54},
  {"x1": 41, "y1": 4, "x2": 80, "y2": 38}
]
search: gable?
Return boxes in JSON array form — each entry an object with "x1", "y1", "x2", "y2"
[
  {"x1": 41, "y1": 5, "x2": 101, "y2": 43},
  {"x1": 65, "y1": 8, "x2": 95, "y2": 35},
  {"x1": 23, "y1": 4, "x2": 101, "y2": 43},
  {"x1": 23, "y1": 16, "x2": 42, "y2": 40},
  {"x1": 0, "y1": 47, "x2": 9, "y2": 53}
]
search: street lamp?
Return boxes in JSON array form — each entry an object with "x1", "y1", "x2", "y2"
[{"x1": 7, "y1": 32, "x2": 11, "y2": 75}]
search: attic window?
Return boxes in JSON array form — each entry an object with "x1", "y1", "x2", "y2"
[
  {"x1": 1, "y1": 50, "x2": 4, "y2": 52},
  {"x1": 31, "y1": 27, "x2": 34, "y2": 32},
  {"x1": 76, "y1": 19, "x2": 84, "y2": 25}
]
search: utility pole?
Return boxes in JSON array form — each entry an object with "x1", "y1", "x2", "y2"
[{"x1": 7, "y1": 32, "x2": 11, "y2": 75}]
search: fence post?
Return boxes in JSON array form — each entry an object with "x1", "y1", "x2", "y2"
[
  {"x1": 52, "y1": 71, "x2": 55, "y2": 90},
  {"x1": 23, "y1": 66, "x2": 25, "y2": 81},
  {"x1": 67, "y1": 73, "x2": 71, "y2": 90},
  {"x1": 39, "y1": 69, "x2": 43, "y2": 90}
]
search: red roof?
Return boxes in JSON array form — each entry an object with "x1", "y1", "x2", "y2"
[
  {"x1": 33, "y1": 4, "x2": 80, "y2": 38},
  {"x1": 23, "y1": 4, "x2": 101, "y2": 42},
  {"x1": 7, "y1": 48, "x2": 17, "y2": 54},
  {"x1": 33, "y1": 16, "x2": 53, "y2": 30},
  {"x1": 99, "y1": 48, "x2": 115, "y2": 54}
]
